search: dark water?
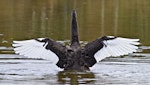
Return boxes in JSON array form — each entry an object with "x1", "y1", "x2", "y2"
[{"x1": 0, "y1": 0, "x2": 150, "y2": 85}]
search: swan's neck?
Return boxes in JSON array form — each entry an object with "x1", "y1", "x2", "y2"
[{"x1": 71, "y1": 10, "x2": 80, "y2": 47}]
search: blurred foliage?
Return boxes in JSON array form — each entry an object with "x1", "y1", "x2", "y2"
[{"x1": 0, "y1": 0, "x2": 149, "y2": 47}]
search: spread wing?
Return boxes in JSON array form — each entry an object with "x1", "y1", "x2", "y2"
[
  {"x1": 84, "y1": 36, "x2": 140, "y2": 62},
  {"x1": 12, "y1": 38, "x2": 67, "y2": 65}
]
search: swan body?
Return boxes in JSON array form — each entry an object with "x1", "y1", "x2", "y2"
[{"x1": 12, "y1": 10, "x2": 140, "y2": 71}]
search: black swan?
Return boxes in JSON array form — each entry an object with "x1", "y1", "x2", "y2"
[{"x1": 12, "y1": 10, "x2": 140, "y2": 71}]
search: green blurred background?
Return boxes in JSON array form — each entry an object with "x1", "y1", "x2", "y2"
[{"x1": 0, "y1": 0, "x2": 149, "y2": 48}]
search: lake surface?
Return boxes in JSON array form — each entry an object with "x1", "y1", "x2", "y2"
[
  {"x1": 0, "y1": 0, "x2": 150, "y2": 85},
  {"x1": 0, "y1": 52, "x2": 150, "y2": 85}
]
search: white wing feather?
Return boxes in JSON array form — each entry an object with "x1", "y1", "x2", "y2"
[
  {"x1": 94, "y1": 37, "x2": 140, "y2": 62},
  {"x1": 12, "y1": 38, "x2": 59, "y2": 64}
]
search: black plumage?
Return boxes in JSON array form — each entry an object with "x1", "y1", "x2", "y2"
[{"x1": 13, "y1": 10, "x2": 140, "y2": 71}]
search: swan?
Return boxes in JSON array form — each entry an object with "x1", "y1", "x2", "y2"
[{"x1": 12, "y1": 10, "x2": 140, "y2": 71}]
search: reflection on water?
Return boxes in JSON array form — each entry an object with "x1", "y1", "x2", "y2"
[
  {"x1": 0, "y1": 53, "x2": 150, "y2": 85},
  {"x1": 57, "y1": 71, "x2": 95, "y2": 84},
  {"x1": 0, "y1": 0, "x2": 150, "y2": 47}
]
